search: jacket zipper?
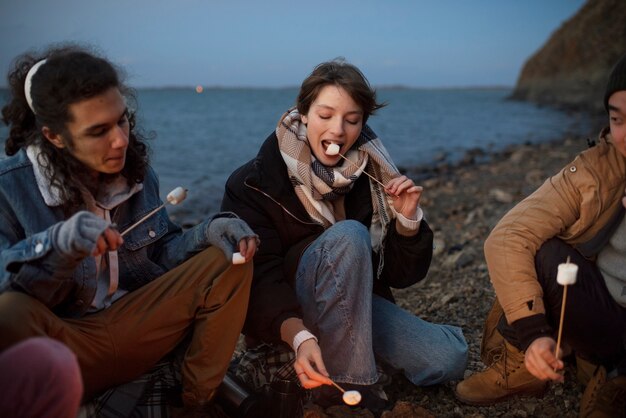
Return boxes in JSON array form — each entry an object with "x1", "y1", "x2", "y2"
[{"x1": 243, "y1": 180, "x2": 324, "y2": 227}]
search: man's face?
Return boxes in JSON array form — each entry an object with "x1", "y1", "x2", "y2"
[
  {"x1": 45, "y1": 87, "x2": 129, "y2": 179},
  {"x1": 608, "y1": 90, "x2": 626, "y2": 159}
]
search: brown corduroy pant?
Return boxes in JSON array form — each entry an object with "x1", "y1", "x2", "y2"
[{"x1": 0, "y1": 246, "x2": 253, "y2": 406}]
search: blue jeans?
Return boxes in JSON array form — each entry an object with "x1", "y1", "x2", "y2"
[{"x1": 295, "y1": 220, "x2": 468, "y2": 386}]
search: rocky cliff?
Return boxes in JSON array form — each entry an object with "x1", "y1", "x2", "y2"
[{"x1": 510, "y1": 0, "x2": 626, "y2": 114}]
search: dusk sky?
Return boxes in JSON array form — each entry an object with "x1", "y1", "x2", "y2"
[{"x1": 1, "y1": 0, "x2": 586, "y2": 88}]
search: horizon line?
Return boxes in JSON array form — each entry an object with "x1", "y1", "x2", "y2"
[{"x1": 0, "y1": 84, "x2": 514, "y2": 91}]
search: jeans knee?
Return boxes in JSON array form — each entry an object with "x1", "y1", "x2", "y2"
[{"x1": 327, "y1": 220, "x2": 371, "y2": 255}]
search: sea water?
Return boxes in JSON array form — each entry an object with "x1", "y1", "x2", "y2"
[{"x1": 0, "y1": 87, "x2": 592, "y2": 220}]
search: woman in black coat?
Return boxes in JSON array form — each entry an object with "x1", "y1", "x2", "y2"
[{"x1": 222, "y1": 59, "x2": 467, "y2": 412}]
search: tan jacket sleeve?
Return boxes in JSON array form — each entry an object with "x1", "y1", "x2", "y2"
[{"x1": 485, "y1": 159, "x2": 584, "y2": 324}]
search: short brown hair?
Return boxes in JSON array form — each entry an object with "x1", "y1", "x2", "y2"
[{"x1": 296, "y1": 59, "x2": 385, "y2": 125}]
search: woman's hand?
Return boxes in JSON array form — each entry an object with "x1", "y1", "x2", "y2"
[
  {"x1": 280, "y1": 318, "x2": 333, "y2": 389},
  {"x1": 385, "y1": 175, "x2": 423, "y2": 219},
  {"x1": 524, "y1": 337, "x2": 564, "y2": 382},
  {"x1": 293, "y1": 339, "x2": 333, "y2": 389}
]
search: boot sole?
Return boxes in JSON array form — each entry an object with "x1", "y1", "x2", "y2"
[{"x1": 454, "y1": 386, "x2": 547, "y2": 406}]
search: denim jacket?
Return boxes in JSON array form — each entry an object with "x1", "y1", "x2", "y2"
[{"x1": 0, "y1": 148, "x2": 212, "y2": 317}]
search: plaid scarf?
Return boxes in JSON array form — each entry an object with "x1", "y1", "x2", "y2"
[{"x1": 276, "y1": 107, "x2": 399, "y2": 253}]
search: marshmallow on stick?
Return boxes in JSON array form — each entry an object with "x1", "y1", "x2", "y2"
[
  {"x1": 327, "y1": 379, "x2": 362, "y2": 406},
  {"x1": 121, "y1": 187, "x2": 188, "y2": 237},
  {"x1": 556, "y1": 261, "x2": 578, "y2": 285},
  {"x1": 325, "y1": 143, "x2": 340, "y2": 156},
  {"x1": 342, "y1": 390, "x2": 362, "y2": 406},
  {"x1": 166, "y1": 186, "x2": 188, "y2": 205},
  {"x1": 554, "y1": 257, "x2": 577, "y2": 365},
  {"x1": 232, "y1": 252, "x2": 246, "y2": 265}
]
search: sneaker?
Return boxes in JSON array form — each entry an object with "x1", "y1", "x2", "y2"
[
  {"x1": 455, "y1": 339, "x2": 547, "y2": 405},
  {"x1": 579, "y1": 365, "x2": 626, "y2": 418}
]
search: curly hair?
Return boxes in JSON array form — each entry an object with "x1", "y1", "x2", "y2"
[{"x1": 1, "y1": 43, "x2": 150, "y2": 213}]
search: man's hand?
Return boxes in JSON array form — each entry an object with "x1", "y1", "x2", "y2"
[
  {"x1": 524, "y1": 337, "x2": 564, "y2": 382},
  {"x1": 206, "y1": 217, "x2": 258, "y2": 261},
  {"x1": 51, "y1": 211, "x2": 120, "y2": 259}
]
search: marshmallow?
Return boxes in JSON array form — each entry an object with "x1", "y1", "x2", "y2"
[
  {"x1": 166, "y1": 187, "x2": 188, "y2": 205},
  {"x1": 342, "y1": 390, "x2": 362, "y2": 406},
  {"x1": 325, "y1": 143, "x2": 340, "y2": 156},
  {"x1": 556, "y1": 262, "x2": 578, "y2": 285},
  {"x1": 232, "y1": 252, "x2": 246, "y2": 265}
]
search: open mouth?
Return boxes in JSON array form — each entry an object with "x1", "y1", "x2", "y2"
[{"x1": 322, "y1": 140, "x2": 342, "y2": 155}]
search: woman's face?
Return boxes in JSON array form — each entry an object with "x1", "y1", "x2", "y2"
[{"x1": 301, "y1": 84, "x2": 364, "y2": 166}]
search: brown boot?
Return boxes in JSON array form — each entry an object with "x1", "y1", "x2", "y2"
[
  {"x1": 576, "y1": 355, "x2": 598, "y2": 387},
  {"x1": 579, "y1": 365, "x2": 626, "y2": 418},
  {"x1": 455, "y1": 338, "x2": 547, "y2": 406},
  {"x1": 480, "y1": 298, "x2": 505, "y2": 366}
]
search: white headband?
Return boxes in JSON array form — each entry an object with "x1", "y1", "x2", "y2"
[{"x1": 24, "y1": 59, "x2": 47, "y2": 114}]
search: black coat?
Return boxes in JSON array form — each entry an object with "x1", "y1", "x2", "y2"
[{"x1": 221, "y1": 132, "x2": 434, "y2": 343}]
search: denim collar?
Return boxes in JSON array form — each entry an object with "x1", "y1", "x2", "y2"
[{"x1": 26, "y1": 144, "x2": 143, "y2": 209}]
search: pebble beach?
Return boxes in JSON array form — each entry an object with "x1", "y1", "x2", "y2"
[{"x1": 298, "y1": 124, "x2": 604, "y2": 417}]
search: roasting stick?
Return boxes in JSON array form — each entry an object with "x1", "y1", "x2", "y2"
[
  {"x1": 325, "y1": 143, "x2": 395, "y2": 197},
  {"x1": 120, "y1": 187, "x2": 187, "y2": 237},
  {"x1": 119, "y1": 186, "x2": 247, "y2": 265},
  {"x1": 554, "y1": 256, "x2": 578, "y2": 369},
  {"x1": 328, "y1": 379, "x2": 362, "y2": 406}
]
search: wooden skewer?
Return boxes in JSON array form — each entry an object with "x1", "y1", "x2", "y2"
[
  {"x1": 329, "y1": 379, "x2": 346, "y2": 393},
  {"x1": 554, "y1": 256, "x2": 571, "y2": 367},
  {"x1": 120, "y1": 204, "x2": 164, "y2": 237},
  {"x1": 336, "y1": 152, "x2": 386, "y2": 189},
  {"x1": 119, "y1": 187, "x2": 188, "y2": 237},
  {"x1": 554, "y1": 285, "x2": 568, "y2": 361},
  {"x1": 336, "y1": 153, "x2": 397, "y2": 198}
]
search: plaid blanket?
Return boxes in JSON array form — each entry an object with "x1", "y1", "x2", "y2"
[
  {"x1": 76, "y1": 343, "x2": 297, "y2": 418},
  {"x1": 77, "y1": 358, "x2": 181, "y2": 418}
]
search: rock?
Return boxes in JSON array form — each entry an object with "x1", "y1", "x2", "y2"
[
  {"x1": 509, "y1": 148, "x2": 531, "y2": 164},
  {"x1": 522, "y1": 400, "x2": 537, "y2": 415},
  {"x1": 444, "y1": 250, "x2": 475, "y2": 269},
  {"x1": 510, "y1": 0, "x2": 626, "y2": 113},
  {"x1": 524, "y1": 169, "x2": 545, "y2": 185},
  {"x1": 434, "y1": 152, "x2": 447, "y2": 162},
  {"x1": 386, "y1": 401, "x2": 435, "y2": 418},
  {"x1": 433, "y1": 237, "x2": 446, "y2": 257},
  {"x1": 489, "y1": 188, "x2": 514, "y2": 203},
  {"x1": 325, "y1": 405, "x2": 374, "y2": 418},
  {"x1": 422, "y1": 178, "x2": 439, "y2": 189},
  {"x1": 304, "y1": 404, "x2": 328, "y2": 418}
]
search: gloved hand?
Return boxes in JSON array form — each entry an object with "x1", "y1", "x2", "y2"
[
  {"x1": 50, "y1": 211, "x2": 110, "y2": 260},
  {"x1": 206, "y1": 216, "x2": 258, "y2": 260}
]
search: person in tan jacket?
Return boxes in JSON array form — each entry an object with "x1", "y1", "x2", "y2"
[{"x1": 455, "y1": 52, "x2": 626, "y2": 417}]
